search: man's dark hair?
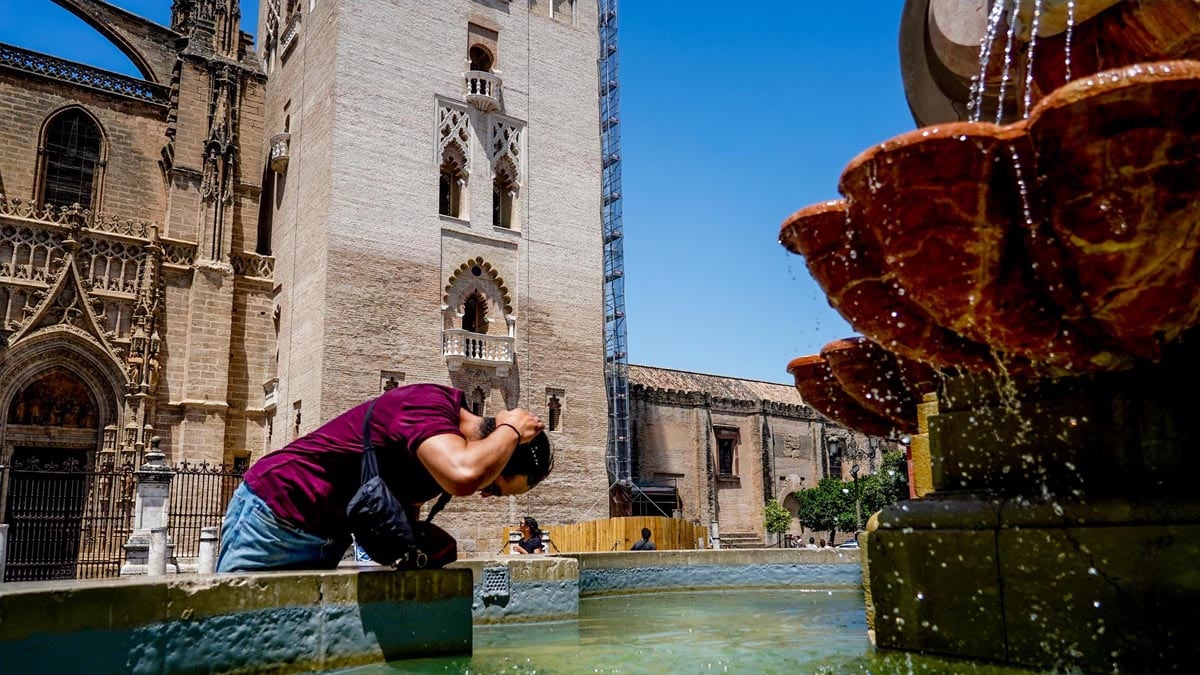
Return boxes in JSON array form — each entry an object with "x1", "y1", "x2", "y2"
[
  {"x1": 641, "y1": 527, "x2": 652, "y2": 540},
  {"x1": 482, "y1": 417, "x2": 555, "y2": 487}
]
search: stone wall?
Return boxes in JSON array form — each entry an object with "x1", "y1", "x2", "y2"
[
  {"x1": 0, "y1": 568, "x2": 472, "y2": 673},
  {"x1": 0, "y1": 72, "x2": 167, "y2": 220},
  {"x1": 629, "y1": 366, "x2": 889, "y2": 544}
]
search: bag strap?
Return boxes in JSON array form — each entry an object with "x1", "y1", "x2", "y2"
[
  {"x1": 426, "y1": 491, "x2": 452, "y2": 523},
  {"x1": 361, "y1": 398, "x2": 380, "y2": 484},
  {"x1": 362, "y1": 396, "x2": 452, "y2": 523}
]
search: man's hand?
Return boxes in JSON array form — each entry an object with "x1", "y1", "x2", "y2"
[{"x1": 495, "y1": 408, "x2": 544, "y2": 443}]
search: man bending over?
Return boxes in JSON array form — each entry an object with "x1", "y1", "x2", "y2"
[{"x1": 217, "y1": 383, "x2": 551, "y2": 572}]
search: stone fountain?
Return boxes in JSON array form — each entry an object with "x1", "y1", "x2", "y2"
[{"x1": 780, "y1": 0, "x2": 1200, "y2": 670}]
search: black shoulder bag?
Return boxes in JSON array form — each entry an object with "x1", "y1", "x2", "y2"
[{"x1": 345, "y1": 398, "x2": 451, "y2": 568}]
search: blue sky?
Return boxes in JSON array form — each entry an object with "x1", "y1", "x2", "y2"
[{"x1": 0, "y1": 1, "x2": 914, "y2": 384}]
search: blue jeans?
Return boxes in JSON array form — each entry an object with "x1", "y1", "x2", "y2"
[{"x1": 216, "y1": 483, "x2": 350, "y2": 572}]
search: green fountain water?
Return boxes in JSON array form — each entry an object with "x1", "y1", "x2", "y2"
[{"x1": 339, "y1": 589, "x2": 1040, "y2": 674}]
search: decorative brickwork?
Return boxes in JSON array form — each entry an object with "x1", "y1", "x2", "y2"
[{"x1": 0, "y1": 0, "x2": 270, "y2": 494}]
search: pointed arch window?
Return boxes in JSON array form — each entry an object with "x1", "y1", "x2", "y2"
[
  {"x1": 492, "y1": 161, "x2": 517, "y2": 230},
  {"x1": 462, "y1": 290, "x2": 488, "y2": 334},
  {"x1": 439, "y1": 148, "x2": 467, "y2": 218},
  {"x1": 469, "y1": 45, "x2": 494, "y2": 73},
  {"x1": 39, "y1": 109, "x2": 104, "y2": 211}
]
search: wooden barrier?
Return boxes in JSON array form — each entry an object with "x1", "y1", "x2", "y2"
[{"x1": 501, "y1": 517, "x2": 707, "y2": 554}]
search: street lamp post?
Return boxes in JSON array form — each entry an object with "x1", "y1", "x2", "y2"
[{"x1": 850, "y1": 464, "x2": 862, "y2": 534}]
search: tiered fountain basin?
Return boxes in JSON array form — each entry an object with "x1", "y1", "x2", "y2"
[
  {"x1": 904, "y1": 0, "x2": 1200, "y2": 125},
  {"x1": 787, "y1": 337, "x2": 937, "y2": 438},
  {"x1": 780, "y1": 58, "x2": 1200, "y2": 673},
  {"x1": 782, "y1": 60, "x2": 1200, "y2": 376}
]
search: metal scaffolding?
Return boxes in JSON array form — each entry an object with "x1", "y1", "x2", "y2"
[{"x1": 598, "y1": 0, "x2": 631, "y2": 490}]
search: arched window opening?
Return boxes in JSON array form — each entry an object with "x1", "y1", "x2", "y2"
[
  {"x1": 826, "y1": 438, "x2": 843, "y2": 478},
  {"x1": 7, "y1": 367, "x2": 99, "y2": 428},
  {"x1": 462, "y1": 290, "x2": 488, "y2": 334},
  {"x1": 439, "y1": 150, "x2": 466, "y2": 218},
  {"x1": 715, "y1": 426, "x2": 740, "y2": 477},
  {"x1": 472, "y1": 386, "x2": 487, "y2": 416},
  {"x1": 547, "y1": 395, "x2": 562, "y2": 432},
  {"x1": 492, "y1": 164, "x2": 516, "y2": 230},
  {"x1": 256, "y1": 163, "x2": 274, "y2": 254},
  {"x1": 40, "y1": 109, "x2": 103, "y2": 210},
  {"x1": 469, "y1": 45, "x2": 494, "y2": 72}
]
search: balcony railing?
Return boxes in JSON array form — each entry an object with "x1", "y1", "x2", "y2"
[
  {"x1": 443, "y1": 329, "x2": 513, "y2": 376},
  {"x1": 263, "y1": 377, "x2": 279, "y2": 412},
  {"x1": 269, "y1": 132, "x2": 291, "y2": 174},
  {"x1": 464, "y1": 70, "x2": 502, "y2": 111},
  {"x1": 0, "y1": 43, "x2": 169, "y2": 105}
]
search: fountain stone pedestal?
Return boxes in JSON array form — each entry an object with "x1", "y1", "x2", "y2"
[{"x1": 866, "y1": 347, "x2": 1200, "y2": 672}]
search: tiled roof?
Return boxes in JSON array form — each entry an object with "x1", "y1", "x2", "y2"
[{"x1": 628, "y1": 364, "x2": 804, "y2": 405}]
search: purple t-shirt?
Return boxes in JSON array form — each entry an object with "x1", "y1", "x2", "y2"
[{"x1": 245, "y1": 384, "x2": 466, "y2": 538}]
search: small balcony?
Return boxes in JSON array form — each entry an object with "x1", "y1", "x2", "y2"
[
  {"x1": 269, "y1": 132, "x2": 290, "y2": 174},
  {"x1": 443, "y1": 329, "x2": 513, "y2": 376},
  {"x1": 464, "y1": 71, "x2": 501, "y2": 112},
  {"x1": 263, "y1": 377, "x2": 279, "y2": 412}
]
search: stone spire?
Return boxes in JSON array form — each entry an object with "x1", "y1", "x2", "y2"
[{"x1": 171, "y1": 0, "x2": 243, "y2": 60}]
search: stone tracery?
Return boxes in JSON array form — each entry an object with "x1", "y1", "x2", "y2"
[{"x1": 443, "y1": 257, "x2": 513, "y2": 323}]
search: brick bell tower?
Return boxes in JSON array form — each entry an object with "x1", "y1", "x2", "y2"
[
  {"x1": 256, "y1": 1, "x2": 611, "y2": 552},
  {"x1": 161, "y1": 0, "x2": 269, "y2": 467}
]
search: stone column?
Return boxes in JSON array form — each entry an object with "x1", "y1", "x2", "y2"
[
  {"x1": 121, "y1": 438, "x2": 175, "y2": 576},
  {"x1": 148, "y1": 527, "x2": 168, "y2": 577},
  {"x1": 0, "y1": 523, "x2": 8, "y2": 583},
  {"x1": 197, "y1": 526, "x2": 219, "y2": 574},
  {"x1": 908, "y1": 392, "x2": 938, "y2": 498}
]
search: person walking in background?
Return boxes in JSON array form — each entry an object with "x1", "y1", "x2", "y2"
[
  {"x1": 515, "y1": 516, "x2": 545, "y2": 554},
  {"x1": 631, "y1": 527, "x2": 656, "y2": 550}
]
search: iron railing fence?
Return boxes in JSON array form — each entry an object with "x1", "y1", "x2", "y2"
[
  {"x1": 1, "y1": 455, "x2": 137, "y2": 582},
  {"x1": 167, "y1": 461, "x2": 243, "y2": 559},
  {"x1": 1, "y1": 458, "x2": 243, "y2": 581}
]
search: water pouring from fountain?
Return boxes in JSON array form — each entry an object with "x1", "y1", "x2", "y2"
[{"x1": 781, "y1": 0, "x2": 1200, "y2": 670}]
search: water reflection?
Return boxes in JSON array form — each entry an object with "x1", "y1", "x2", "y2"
[{"x1": 340, "y1": 589, "x2": 1043, "y2": 674}]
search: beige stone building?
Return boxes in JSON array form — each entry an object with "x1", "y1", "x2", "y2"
[
  {"x1": 256, "y1": 0, "x2": 610, "y2": 552},
  {"x1": 628, "y1": 364, "x2": 889, "y2": 547},
  {"x1": 0, "y1": 1, "x2": 270, "y2": 474},
  {"x1": 0, "y1": 0, "x2": 867, "y2": 568}
]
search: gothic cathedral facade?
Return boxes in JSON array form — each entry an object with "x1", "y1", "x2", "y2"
[{"x1": 0, "y1": 1, "x2": 271, "y2": 478}]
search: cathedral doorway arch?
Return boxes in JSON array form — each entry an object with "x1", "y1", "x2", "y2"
[{"x1": 0, "y1": 332, "x2": 129, "y2": 580}]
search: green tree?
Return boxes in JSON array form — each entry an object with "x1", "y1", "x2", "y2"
[
  {"x1": 764, "y1": 498, "x2": 791, "y2": 544},
  {"x1": 795, "y1": 477, "x2": 852, "y2": 543},
  {"x1": 794, "y1": 453, "x2": 911, "y2": 542},
  {"x1": 877, "y1": 450, "x2": 910, "y2": 505}
]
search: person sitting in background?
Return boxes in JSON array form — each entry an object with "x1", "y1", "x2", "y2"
[
  {"x1": 515, "y1": 516, "x2": 544, "y2": 554},
  {"x1": 631, "y1": 527, "x2": 656, "y2": 550},
  {"x1": 807, "y1": 536, "x2": 817, "y2": 549}
]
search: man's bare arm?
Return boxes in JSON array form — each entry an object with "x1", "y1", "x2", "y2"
[{"x1": 416, "y1": 408, "x2": 543, "y2": 496}]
